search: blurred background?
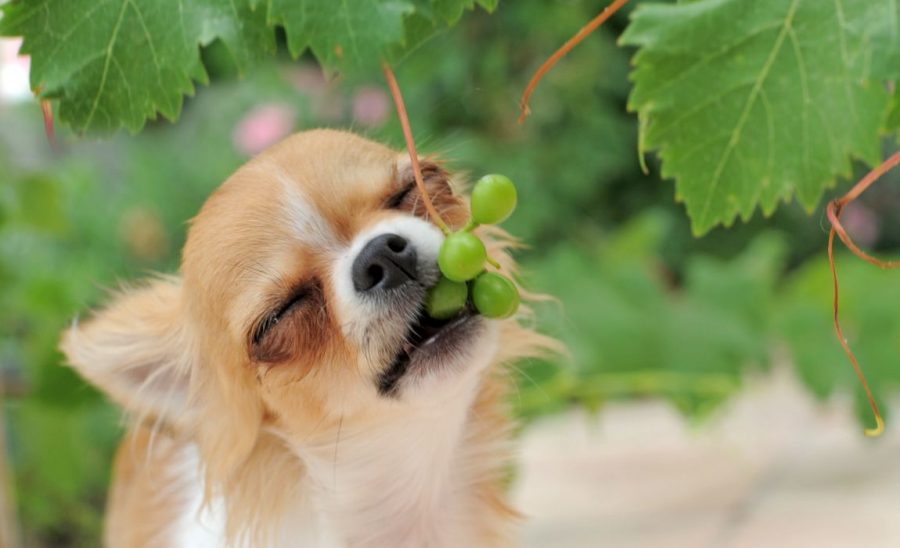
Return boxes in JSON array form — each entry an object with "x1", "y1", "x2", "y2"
[{"x1": 1, "y1": 2, "x2": 899, "y2": 546}]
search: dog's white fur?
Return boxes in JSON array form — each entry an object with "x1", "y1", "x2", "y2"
[{"x1": 61, "y1": 130, "x2": 556, "y2": 547}]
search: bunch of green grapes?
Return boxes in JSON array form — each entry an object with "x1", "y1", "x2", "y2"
[{"x1": 425, "y1": 174, "x2": 520, "y2": 319}]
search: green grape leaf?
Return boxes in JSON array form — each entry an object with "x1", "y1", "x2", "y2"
[
  {"x1": 262, "y1": 0, "x2": 496, "y2": 71},
  {"x1": 263, "y1": 0, "x2": 414, "y2": 71},
  {"x1": 622, "y1": 0, "x2": 896, "y2": 235},
  {"x1": 0, "y1": 0, "x2": 274, "y2": 133},
  {"x1": 395, "y1": 0, "x2": 500, "y2": 65},
  {"x1": 1, "y1": 0, "x2": 494, "y2": 133}
]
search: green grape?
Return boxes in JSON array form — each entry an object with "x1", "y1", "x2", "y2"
[
  {"x1": 472, "y1": 272, "x2": 519, "y2": 319},
  {"x1": 470, "y1": 174, "x2": 517, "y2": 225},
  {"x1": 438, "y1": 232, "x2": 486, "y2": 282},
  {"x1": 425, "y1": 276, "x2": 468, "y2": 319}
]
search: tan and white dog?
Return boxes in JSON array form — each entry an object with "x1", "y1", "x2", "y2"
[{"x1": 61, "y1": 130, "x2": 555, "y2": 547}]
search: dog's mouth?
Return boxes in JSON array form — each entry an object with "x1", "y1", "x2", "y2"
[{"x1": 377, "y1": 305, "x2": 478, "y2": 396}]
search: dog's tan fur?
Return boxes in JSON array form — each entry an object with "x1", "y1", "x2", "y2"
[{"x1": 61, "y1": 130, "x2": 557, "y2": 547}]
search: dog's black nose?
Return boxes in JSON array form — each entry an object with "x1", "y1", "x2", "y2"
[{"x1": 352, "y1": 234, "x2": 418, "y2": 293}]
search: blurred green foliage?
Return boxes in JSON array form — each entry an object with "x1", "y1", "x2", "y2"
[{"x1": 0, "y1": 1, "x2": 898, "y2": 545}]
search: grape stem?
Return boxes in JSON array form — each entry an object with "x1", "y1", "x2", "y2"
[
  {"x1": 826, "y1": 151, "x2": 900, "y2": 438},
  {"x1": 518, "y1": 0, "x2": 631, "y2": 124},
  {"x1": 382, "y1": 63, "x2": 451, "y2": 234},
  {"x1": 457, "y1": 221, "x2": 500, "y2": 267}
]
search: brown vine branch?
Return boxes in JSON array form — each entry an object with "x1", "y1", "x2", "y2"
[
  {"x1": 827, "y1": 151, "x2": 900, "y2": 438},
  {"x1": 518, "y1": 0, "x2": 632, "y2": 124},
  {"x1": 34, "y1": 85, "x2": 57, "y2": 149},
  {"x1": 40, "y1": 100, "x2": 56, "y2": 149},
  {"x1": 382, "y1": 62, "x2": 450, "y2": 234}
]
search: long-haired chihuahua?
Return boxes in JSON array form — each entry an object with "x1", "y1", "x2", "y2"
[{"x1": 61, "y1": 130, "x2": 556, "y2": 547}]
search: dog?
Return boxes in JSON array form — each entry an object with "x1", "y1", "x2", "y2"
[{"x1": 61, "y1": 129, "x2": 556, "y2": 547}]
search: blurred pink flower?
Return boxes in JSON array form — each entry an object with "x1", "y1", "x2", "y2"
[
  {"x1": 840, "y1": 202, "x2": 879, "y2": 249},
  {"x1": 233, "y1": 103, "x2": 297, "y2": 156},
  {"x1": 0, "y1": 38, "x2": 32, "y2": 103},
  {"x1": 352, "y1": 86, "x2": 390, "y2": 128}
]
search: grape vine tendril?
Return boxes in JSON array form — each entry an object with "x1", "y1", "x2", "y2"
[
  {"x1": 518, "y1": 0, "x2": 631, "y2": 124},
  {"x1": 827, "y1": 151, "x2": 900, "y2": 437},
  {"x1": 382, "y1": 62, "x2": 451, "y2": 234}
]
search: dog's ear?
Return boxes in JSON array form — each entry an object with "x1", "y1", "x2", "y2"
[{"x1": 60, "y1": 276, "x2": 194, "y2": 425}]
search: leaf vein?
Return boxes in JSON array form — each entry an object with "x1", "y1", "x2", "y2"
[
  {"x1": 637, "y1": 20, "x2": 784, "y2": 102},
  {"x1": 833, "y1": 0, "x2": 861, "y2": 132},
  {"x1": 125, "y1": 0, "x2": 164, "y2": 93},
  {"x1": 84, "y1": 0, "x2": 129, "y2": 130},
  {"x1": 758, "y1": 86, "x2": 775, "y2": 186},
  {"x1": 787, "y1": 26, "x2": 811, "y2": 180},
  {"x1": 697, "y1": 0, "x2": 801, "y2": 226},
  {"x1": 42, "y1": 0, "x2": 114, "y2": 66}
]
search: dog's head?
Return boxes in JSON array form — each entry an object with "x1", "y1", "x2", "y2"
[{"x1": 61, "y1": 130, "x2": 540, "y2": 479}]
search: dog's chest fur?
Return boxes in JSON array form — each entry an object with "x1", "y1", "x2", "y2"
[{"x1": 129, "y1": 378, "x2": 507, "y2": 548}]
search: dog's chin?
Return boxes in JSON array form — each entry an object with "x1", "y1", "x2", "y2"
[{"x1": 377, "y1": 306, "x2": 489, "y2": 397}]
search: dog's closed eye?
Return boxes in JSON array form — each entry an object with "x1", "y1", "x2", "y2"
[
  {"x1": 251, "y1": 281, "x2": 324, "y2": 364},
  {"x1": 389, "y1": 161, "x2": 460, "y2": 219},
  {"x1": 253, "y1": 286, "x2": 310, "y2": 344},
  {"x1": 385, "y1": 183, "x2": 415, "y2": 210}
]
